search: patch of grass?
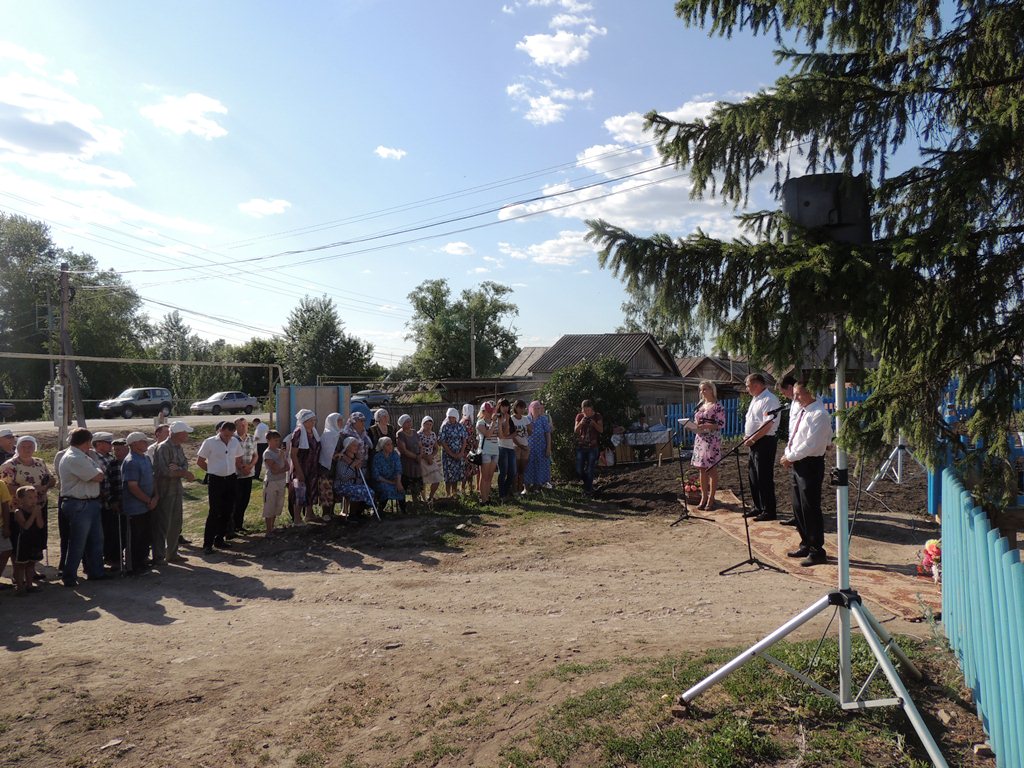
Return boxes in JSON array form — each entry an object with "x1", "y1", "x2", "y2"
[
  {"x1": 294, "y1": 750, "x2": 327, "y2": 768},
  {"x1": 502, "y1": 637, "x2": 969, "y2": 767}
]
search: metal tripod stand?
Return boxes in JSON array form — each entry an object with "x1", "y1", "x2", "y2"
[
  {"x1": 866, "y1": 432, "x2": 925, "y2": 492},
  {"x1": 673, "y1": 332, "x2": 949, "y2": 767},
  {"x1": 670, "y1": 415, "x2": 712, "y2": 526}
]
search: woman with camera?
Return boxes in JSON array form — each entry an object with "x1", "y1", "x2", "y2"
[{"x1": 573, "y1": 400, "x2": 603, "y2": 496}]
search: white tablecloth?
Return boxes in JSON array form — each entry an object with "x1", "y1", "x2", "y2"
[{"x1": 611, "y1": 431, "x2": 671, "y2": 447}]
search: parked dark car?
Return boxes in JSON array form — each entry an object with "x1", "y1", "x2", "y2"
[
  {"x1": 351, "y1": 389, "x2": 391, "y2": 408},
  {"x1": 98, "y1": 387, "x2": 173, "y2": 418},
  {"x1": 190, "y1": 391, "x2": 259, "y2": 415},
  {"x1": 0, "y1": 402, "x2": 14, "y2": 421}
]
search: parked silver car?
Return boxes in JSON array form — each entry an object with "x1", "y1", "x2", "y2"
[
  {"x1": 189, "y1": 391, "x2": 259, "y2": 416},
  {"x1": 98, "y1": 387, "x2": 174, "y2": 418}
]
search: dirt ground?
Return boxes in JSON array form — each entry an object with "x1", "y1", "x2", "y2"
[{"x1": 0, "y1": 444, "x2": 963, "y2": 767}]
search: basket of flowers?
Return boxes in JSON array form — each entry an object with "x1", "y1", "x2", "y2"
[{"x1": 916, "y1": 539, "x2": 941, "y2": 583}]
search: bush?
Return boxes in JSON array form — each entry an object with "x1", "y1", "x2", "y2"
[{"x1": 538, "y1": 358, "x2": 640, "y2": 479}]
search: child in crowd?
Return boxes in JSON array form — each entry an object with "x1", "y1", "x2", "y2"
[
  {"x1": 261, "y1": 431, "x2": 287, "y2": 534},
  {"x1": 11, "y1": 486, "x2": 45, "y2": 595}
]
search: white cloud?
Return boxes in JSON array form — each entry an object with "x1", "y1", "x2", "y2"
[
  {"x1": 576, "y1": 143, "x2": 647, "y2": 176},
  {"x1": 139, "y1": 93, "x2": 228, "y2": 139},
  {"x1": 0, "y1": 71, "x2": 129, "y2": 186},
  {"x1": 238, "y1": 198, "x2": 292, "y2": 218},
  {"x1": 516, "y1": 26, "x2": 606, "y2": 68},
  {"x1": 503, "y1": 230, "x2": 596, "y2": 266},
  {"x1": 0, "y1": 42, "x2": 48, "y2": 73},
  {"x1": 469, "y1": 266, "x2": 490, "y2": 274},
  {"x1": 550, "y1": 13, "x2": 593, "y2": 27},
  {"x1": 442, "y1": 241, "x2": 475, "y2": 256},
  {"x1": 507, "y1": 80, "x2": 593, "y2": 125},
  {"x1": 374, "y1": 145, "x2": 407, "y2": 160},
  {"x1": 527, "y1": 0, "x2": 593, "y2": 11}
]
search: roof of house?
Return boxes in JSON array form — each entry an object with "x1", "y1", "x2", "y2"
[
  {"x1": 529, "y1": 333, "x2": 681, "y2": 376},
  {"x1": 501, "y1": 346, "x2": 549, "y2": 378},
  {"x1": 676, "y1": 355, "x2": 756, "y2": 381}
]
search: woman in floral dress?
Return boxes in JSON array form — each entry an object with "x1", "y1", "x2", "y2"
[
  {"x1": 438, "y1": 408, "x2": 468, "y2": 498},
  {"x1": 460, "y1": 404, "x2": 478, "y2": 495},
  {"x1": 523, "y1": 400, "x2": 552, "y2": 491},
  {"x1": 1, "y1": 436, "x2": 55, "y2": 583},
  {"x1": 691, "y1": 380, "x2": 726, "y2": 510}
]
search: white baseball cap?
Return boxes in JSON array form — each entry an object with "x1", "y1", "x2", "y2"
[
  {"x1": 125, "y1": 431, "x2": 153, "y2": 445},
  {"x1": 169, "y1": 421, "x2": 194, "y2": 434}
]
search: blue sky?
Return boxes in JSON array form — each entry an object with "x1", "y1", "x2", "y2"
[{"x1": 0, "y1": 0, "x2": 786, "y2": 368}]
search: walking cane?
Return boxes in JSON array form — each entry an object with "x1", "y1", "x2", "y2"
[{"x1": 358, "y1": 468, "x2": 381, "y2": 521}]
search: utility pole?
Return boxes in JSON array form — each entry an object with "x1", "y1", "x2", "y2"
[
  {"x1": 59, "y1": 263, "x2": 87, "y2": 433},
  {"x1": 470, "y1": 316, "x2": 476, "y2": 379}
]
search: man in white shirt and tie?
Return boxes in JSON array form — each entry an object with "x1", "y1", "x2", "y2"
[
  {"x1": 742, "y1": 373, "x2": 781, "y2": 522},
  {"x1": 781, "y1": 382, "x2": 833, "y2": 566}
]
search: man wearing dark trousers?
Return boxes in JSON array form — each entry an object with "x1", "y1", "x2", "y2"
[
  {"x1": 777, "y1": 374, "x2": 801, "y2": 527},
  {"x1": 197, "y1": 421, "x2": 243, "y2": 555},
  {"x1": 121, "y1": 432, "x2": 157, "y2": 573},
  {"x1": 781, "y1": 382, "x2": 833, "y2": 566},
  {"x1": 742, "y1": 373, "x2": 781, "y2": 521}
]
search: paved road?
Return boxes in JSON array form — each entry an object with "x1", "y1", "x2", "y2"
[{"x1": 2, "y1": 411, "x2": 275, "y2": 436}]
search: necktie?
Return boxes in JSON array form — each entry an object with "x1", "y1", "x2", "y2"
[{"x1": 788, "y1": 409, "x2": 804, "y2": 449}]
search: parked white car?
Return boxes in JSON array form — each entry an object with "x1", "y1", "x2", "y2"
[{"x1": 189, "y1": 391, "x2": 259, "y2": 415}]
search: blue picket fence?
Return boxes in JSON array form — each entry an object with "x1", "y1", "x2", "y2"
[
  {"x1": 667, "y1": 399, "x2": 744, "y2": 447},
  {"x1": 942, "y1": 470, "x2": 1024, "y2": 768}
]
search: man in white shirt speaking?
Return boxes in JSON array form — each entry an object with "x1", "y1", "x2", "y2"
[
  {"x1": 742, "y1": 373, "x2": 781, "y2": 522},
  {"x1": 781, "y1": 382, "x2": 833, "y2": 567}
]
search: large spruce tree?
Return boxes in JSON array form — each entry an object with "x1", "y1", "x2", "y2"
[{"x1": 587, "y1": 0, "x2": 1024, "y2": 473}]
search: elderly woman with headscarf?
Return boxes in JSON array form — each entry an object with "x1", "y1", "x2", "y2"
[
  {"x1": 371, "y1": 437, "x2": 405, "y2": 513},
  {"x1": 523, "y1": 400, "x2": 553, "y2": 491},
  {"x1": 395, "y1": 414, "x2": 424, "y2": 506},
  {"x1": 289, "y1": 409, "x2": 321, "y2": 523},
  {"x1": 317, "y1": 412, "x2": 344, "y2": 518},
  {"x1": 369, "y1": 409, "x2": 397, "y2": 470},
  {"x1": 439, "y1": 408, "x2": 468, "y2": 498},
  {"x1": 418, "y1": 416, "x2": 443, "y2": 504},
  {"x1": 332, "y1": 436, "x2": 375, "y2": 517}
]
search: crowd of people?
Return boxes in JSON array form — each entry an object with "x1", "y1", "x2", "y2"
[{"x1": 0, "y1": 400, "x2": 570, "y2": 592}]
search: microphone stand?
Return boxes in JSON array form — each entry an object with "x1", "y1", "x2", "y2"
[
  {"x1": 671, "y1": 415, "x2": 712, "y2": 525},
  {"x1": 716, "y1": 410, "x2": 786, "y2": 576}
]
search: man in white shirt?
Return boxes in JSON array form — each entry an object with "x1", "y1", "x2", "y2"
[
  {"x1": 146, "y1": 424, "x2": 170, "y2": 461},
  {"x1": 781, "y1": 382, "x2": 833, "y2": 566},
  {"x1": 742, "y1": 373, "x2": 782, "y2": 522},
  {"x1": 196, "y1": 421, "x2": 244, "y2": 555},
  {"x1": 777, "y1": 374, "x2": 800, "y2": 527},
  {"x1": 57, "y1": 428, "x2": 107, "y2": 587}
]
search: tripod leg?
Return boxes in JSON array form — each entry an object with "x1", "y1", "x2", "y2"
[
  {"x1": 680, "y1": 594, "x2": 833, "y2": 705},
  {"x1": 867, "y1": 445, "x2": 900, "y2": 492},
  {"x1": 857, "y1": 603, "x2": 922, "y2": 680},
  {"x1": 849, "y1": 602, "x2": 949, "y2": 767}
]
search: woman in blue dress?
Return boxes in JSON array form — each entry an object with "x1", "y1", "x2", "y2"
[
  {"x1": 332, "y1": 437, "x2": 374, "y2": 516},
  {"x1": 523, "y1": 400, "x2": 553, "y2": 491},
  {"x1": 371, "y1": 436, "x2": 405, "y2": 513},
  {"x1": 438, "y1": 408, "x2": 468, "y2": 498}
]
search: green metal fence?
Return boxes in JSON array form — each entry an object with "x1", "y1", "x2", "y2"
[{"x1": 942, "y1": 469, "x2": 1024, "y2": 768}]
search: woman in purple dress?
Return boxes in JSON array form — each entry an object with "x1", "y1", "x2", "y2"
[{"x1": 691, "y1": 380, "x2": 725, "y2": 510}]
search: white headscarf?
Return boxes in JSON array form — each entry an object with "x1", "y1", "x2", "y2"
[
  {"x1": 397, "y1": 414, "x2": 412, "y2": 427},
  {"x1": 462, "y1": 403, "x2": 475, "y2": 421},
  {"x1": 446, "y1": 407, "x2": 460, "y2": 420},
  {"x1": 319, "y1": 412, "x2": 343, "y2": 468},
  {"x1": 374, "y1": 408, "x2": 389, "y2": 423},
  {"x1": 293, "y1": 409, "x2": 320, "y2": 450}
]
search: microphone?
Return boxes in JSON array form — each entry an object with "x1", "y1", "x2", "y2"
[{"x1": 766, "y1": 405, "x2": 785, "y2": 416}]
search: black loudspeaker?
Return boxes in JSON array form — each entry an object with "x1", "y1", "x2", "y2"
[{"x1": 781, "y1": 173, "x2": 872, "y2": 245}]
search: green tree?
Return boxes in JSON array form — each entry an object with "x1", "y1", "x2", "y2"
[
  {"x1": 586, "y1": 1, "x2": 1024, "y2": 482},
  {"x1": 617, "y1": 282, "x2": 704, "y2": 357},
  {"x1": 281, "y1": 296, "x2": 376, "y2": 384},
  {"x1": 404, "y1": 279, "x2": 520, "y2": 379},
  {"x1": 0, "y1": 214, "x2": 149, "y2": 416},
  {"x1": 234, "y1": 336, "x2": 284, "y2": 397},
  {"x1": 538, "y1": 358, "x2": 640, "y2": 479},
  {"x1": 147, "y1": 312, "x2": 241, "y2": 402}
]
